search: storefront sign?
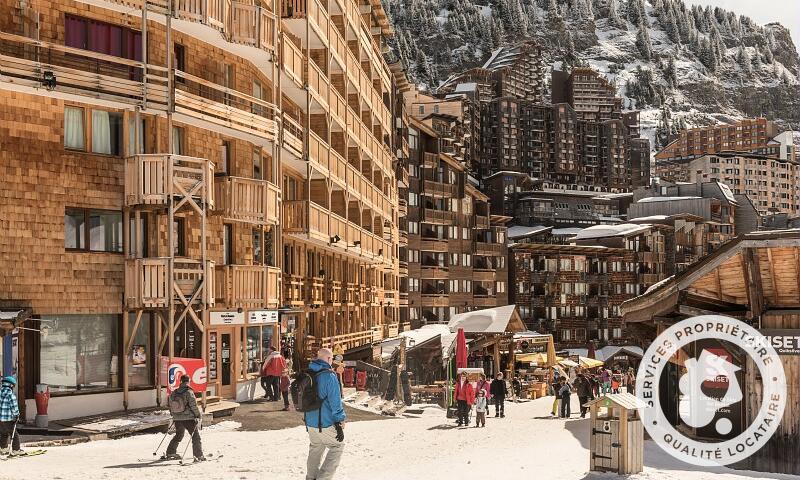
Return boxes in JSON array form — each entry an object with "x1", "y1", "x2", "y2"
[
  {"x1": 210, "y1": 311, "x2": 244, "y2": 325},
  {"x1": 160, "y1": 356, "x2": 207, "y2": 394},
  {"x1": 249, "y1": 310, "x2": 279, "y2": 324},
  {"x1": 759, "y1": 329, "x2": 800, "y2": 355}
]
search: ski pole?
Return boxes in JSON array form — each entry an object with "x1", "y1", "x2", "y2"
[
  {"x1": 153, "y1": 419, "x2": 174, "y2": 456},
  {"x1": 179, "y1": 419, "x2": 201, "y2": 464}
]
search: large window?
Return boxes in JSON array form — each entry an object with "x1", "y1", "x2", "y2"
[
  {"x1": 65, "y1": 15, "x2": 141, "y2": 60},
  {"x1": 39, "y1": 314, "x2": 120, "y2": 394},
  {"x1": 64, "y1": 106, "x2": 85, "y2": 150},
  {"x1": 65, "y1": 208, "x2": 122, "y2": 253},
  {"x1": 91, "y1": 109, "x2": 123, "y2": 155},
  {"x1": 245, "y1": 325, "x2": 275, "y2": 374}
]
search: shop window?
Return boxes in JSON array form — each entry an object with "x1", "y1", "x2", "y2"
[
  {"x1": 246, "y1": 325, "x2": 275, "y2": 374},
  {"x1": 92, "y1": 110, "x2": 123, "y2": 155},
  {"x1": 65, "y1": 208, "x2": 122, "y2": 253},
  {"x1": 64, "y1": 106, "x2": 86, "y2": 150},
  {"x1": 127, "y1": 312, "x2": 153, "y2": 387},
  {"x1": 39, "y1": 314, "x2": 120, "y2": 393}
]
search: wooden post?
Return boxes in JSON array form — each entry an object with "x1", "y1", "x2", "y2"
[{"x1": 493, "y1": 336, "x2": 500, "y2": 377}]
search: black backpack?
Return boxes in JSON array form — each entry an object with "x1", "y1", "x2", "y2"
[{"x1": 290, "y1": 368, "x2": 332, "y2": 409}]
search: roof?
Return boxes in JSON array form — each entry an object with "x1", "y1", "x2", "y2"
[
  {"x1": 454, "y1": 82, "x2": 477, "y2": 93},
  {"x1": 564, "y1": 346, "x2": 643, "y2": 362},
  {"x1": 574, "y1": 223, "x2": 652, "y2": 240},
  {"x1": 584, "y1": 393, "x2": 649, "y2": 410},
  {"x1": 552, "y1": 227, "x2": 585, "y2": 236},
  {"x1": 512, "y1": 243, "x2": 626, "y2": 254},
  {"x1": 448, "y1": 305, "x2": 525, "y2": 334},
  {"x1": 0, "y1": 309, "x2": 31, "y2": 331},
  {"x1": 379, "y1": 324, "x2": 456, "y2": 366},
  {"x1": 507, "y1": 225, "x2": 551, "y2": 240},
  {"x1": 636, "y1": 196, "x2": 702, "y2": 203}
]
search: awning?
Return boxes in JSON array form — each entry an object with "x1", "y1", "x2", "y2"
[
  {"x1": 559, "y1": 359, "x2": 579, "y2": 368},
  {"x1": 578, "y1": 357, "x2": 604, "y2": 369},
  {"x1": 516, "y1": 352, "x2": 562, "y2": 365}
]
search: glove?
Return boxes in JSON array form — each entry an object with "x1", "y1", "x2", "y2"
[{"x1": 334, "y1": 422, "x2": 344, "y2": 442}]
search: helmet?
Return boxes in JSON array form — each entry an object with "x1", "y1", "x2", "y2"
[{"x1": 1, "y1": 376, "x2": 16, "y2": 386}]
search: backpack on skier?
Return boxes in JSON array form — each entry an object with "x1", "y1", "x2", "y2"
[
  {"x1": 290, "y1": 368, "x2": 332, "y2": 431},
  {"x1": 168, "y1": 391, "x2": 188, "y2": 416}
]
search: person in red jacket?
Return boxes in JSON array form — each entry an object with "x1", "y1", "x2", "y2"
[
  {"x1": 453, "y1": 372, "x2": 475, "y2": 427},
  {"x1": 260, "y1": 346, "x2": 287, "y2": 401}
]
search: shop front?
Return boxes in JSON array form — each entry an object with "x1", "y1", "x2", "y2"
[{"x1": 207, "y1": 309, "x2": 279, "y2": 402}]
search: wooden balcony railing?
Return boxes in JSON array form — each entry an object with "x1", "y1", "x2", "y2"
[
  {"x1": 475, "y1": 242, "x2": 502, "y2": 256},
  {"x1": 317, "y1": 329, "x2": 376, "y2": 352},
  {"x1": 214, "y1": 176, "x2": 280, "y2": 225},
  {"x1": 174, "y1": 69, "x2": 278, "y2": 141},
  {"x1": 282, "y1": 113, "x2": 304, "y2": 158},
  {"x1": 475, "y1": 215, "x2": 490, "y2": 229},
  {"x1": 125, "y1": 257, "x2": 214, "y2": 309},
  {"x1": 422, "y1": 208, "x2": 455, "y2": 224},
  {"x1": 308, "y1": 59, "x2": 329, "y2": 110},
  {"x1": 420, "y1": 293, "x2": 449, "y2": 307},
  {"x1": 326, "y1": 280, "x2": 342, "y2": 305},
  {"x1": 306, "y1": 277, "x2": 325, "y2": 305},
  {"x1": 215, "y1": 264, "x2": 281, "y2": 308},
  {"x1": 282, "y1": 34, "x2": 304, "y2": 86},
  {"x1": 283, "y1": 274, "x2": 305, "y2": 306},
  {"x1": 0, "y1": 32, "x2": 168, "y2": 110},
  {"x1": 230, "y1": 3, "x2": 277, "y2": 52},
  {"x1": 423, "y1": 180, "x2": 458, "y2": 197},
  {"x1": 125, "y1": 154, "x2": 214, "y2": 208}
]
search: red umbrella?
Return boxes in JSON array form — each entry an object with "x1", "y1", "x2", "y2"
[{"x1": 455, "y1": 328, "x2": 468, "y2": 369}]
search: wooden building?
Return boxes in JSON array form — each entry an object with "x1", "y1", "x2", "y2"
[
  {"x1": 0, "y1": 0, "x2": 401, "y2": 418},
  {"x1": 620, "y1": 229, "x2": 800, "y2": 476}
]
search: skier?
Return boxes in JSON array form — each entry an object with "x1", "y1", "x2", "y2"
[
  {"x1": 489, "y1": 372, "x2": 507, "y2": 418},
  {"x1": 558, "y1": 377, "x2": 572, "y2": 418},
  {"x1": 453, "y1": 372, "x2": 475, "y2": 426},
  {"x1": 261, "y1": 346, "x2": 287, "y2": 401},
  {"x1": 162, "y1": 375, "x2": 205, "y2": 462},
  {"x1": 474, "y1": 389, "x2": 487, "y2": 428},
  {"x1": 0, "y1": 376, "x2": 22, "y2": 456}
]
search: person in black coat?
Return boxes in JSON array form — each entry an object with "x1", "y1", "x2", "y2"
[
  {"x1": 489, "y1": 372, "x2": 508, "y2": 418},
  {"x1": 573, "y1": 369, "x2": 595, "y2": 418}
]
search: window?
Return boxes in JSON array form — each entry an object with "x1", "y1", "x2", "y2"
[
  {"x1": 127, "y1": 312, "x2": 153, "y2": 387},
  {"x1": 39, "y1": 314, "x2": 120, "y2": 393},
  {"x1": 127, "y1": 116, "x2": 145, "y2": 155},
  {"x1": 65, "y1": 15, "x2": 141, "y2": 61},
  {"x1": 173, "y1": 218, "x2": 186, "y2": 257},
  {"x1": 64, "y1": 106, "x2": 85, "y2": 150},
  {"x1": 253, "y1": 149, "x2": 263, "y2": 180},
  {"x1": 223, "y1": 224, "x2": 234, "y2": 265},
  {"x1": 220, "y1": 141, "x2": 230, "y2": 174},
  {"x1": 496, "y1": 281, "x2": 506, "y2": 293},
  {"x1": 409, "y1": 192, "x2": 418, "y2": 206},
  {"x1": 408, "y1": 222, "x2": 419, "y2": 234},
  {"x1": 245, "y1": 325, "x2": 275, "y2": 374},
  {"x1": 128, "y1": 213, "x2": 148, "y2": 257},
  {"x1": 409, "y1": 278, "x2": 419, "y2": 292},
  {"x1": 462, "y1": 280, "x2": 472, "y2": 293},
  {"x1": 65, "y1": 208, "x2": 122, "y2": 253},
  {"x1": 174, "y1": 43, "x2": 186, "y2": 74},
  {"x1": 172, "y1": 126, "x2": 183, "y2": 155},
  {"x1": 91, "y1": 110, "x2": 123, "y2": 155},
  {"x1": 253, "y1": 229, "x2": 263, "y2": 265}
]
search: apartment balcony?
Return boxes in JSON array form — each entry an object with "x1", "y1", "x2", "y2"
[
  {"x1": 423, "y1": 153, "x2": 438, "y2": 168},
  {"x1": 314, "y1": 329, "x2": 380, "y2": 352},
  {"x1": 306, "y1": 277, "x2": 325, "y2": 305},
  {"x1": 344, "y1": 285, "x2": 358, "y2": 305},
  {"x1": 419, "y1": 265, "x2": 449, "y2": 280},
  {"x1": 423, "y1": 180, "x2": 458, "y2": 197},
  {"x1": 473, "y1": 295, "x2": 496, "y2": 308},
  {"x1": 384, "y1": 323, "x2": 399, "y2": 338},
  {"x1": 472, "y1": 270, "x2": 496, "y2": 282},
  {"x1": 215, "y1": 264, "x2": 281, "y2": 308},
  {"x1": 399, "y1": 292, "x2": 409, "y2": 307},
  {"x1": 125, "y1": 154, "x2": 215, "y2": 209},
  {"x1": 283, "y1": 113, "x2": 305, "y2": 158},
  {"x1": 419, "y1": 238, "x2": 449, "y2": 252},
  {"x1": 0, "y1": 31, "x2": 167, "y2": 109},
  {"x1": 420, "y1": 293, "x2": 449, "y2": 307},
  {"x1": 281, "y1": 34, "x2": 304, "y2": 88},
  {"x1": 475, "y1": 215, "x2": 490, "y2": 229},
  {"x1": 283, "y1": 273, "x2": 305, "y2": 306},
  {"x1": 125, "y1": 257, "x2": 214, "y2": 309},
  {"x1": 214, "y1": 176, "x2": 280, "y2": 225},
  {"x1": 326, "y1": 280, "x2": 343, "y2": 306},
  {"x1": 475, "y1": 242, "x2": 502, "y2": 256},
  {"x1": 422, "y1": 208, "x2": 455, "y2": 225},
  {"x1": 398, "y1": 198, "x2": 408, "y2": 217}
]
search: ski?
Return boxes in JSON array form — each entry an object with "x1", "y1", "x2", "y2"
[{"x1": 1, "y1": 450, "x2": 46, "y2": 460}]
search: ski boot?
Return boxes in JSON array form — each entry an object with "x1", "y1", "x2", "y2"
[{"x1": 160, "y1": 453, "x2": 181, "y2": 460}]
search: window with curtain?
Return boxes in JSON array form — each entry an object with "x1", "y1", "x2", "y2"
[
  {"x1": 253, "y1": 150, "x2": 263, "y2": 180},
  {"x1": 127, "y1": 116, "x2": 145, "y2": 155},
  {"x1": 65, "y1": 208, "x2": 121, "y2": 253},
  {"x1": 92, "y1": 110, "x2": 123, "y2": 155},
  {"x1": 39, "y1": 314, "x2": 120, "y2": 393},
  {"x1": 64, "y1": 107, "x2": 85, "y2": 150},
  {"x1": 65, "y1": 15, "x2": 141, "y2": 60},
  {"x1": 172, "y1": 126, "x2": 183, "y2": 155}
]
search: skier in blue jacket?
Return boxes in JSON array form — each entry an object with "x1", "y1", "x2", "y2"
[{"x1": 305, "y1": 348, "x2": 347, "y2": 480}]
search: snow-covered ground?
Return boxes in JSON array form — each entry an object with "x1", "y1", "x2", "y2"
[{"x1": 5, "y1": 397, "x2": 799, "y2": 480}]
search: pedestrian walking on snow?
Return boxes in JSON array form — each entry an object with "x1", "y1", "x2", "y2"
[
  {"x1": 261, "y1": 346, "x2": 287, "y2": 401},
  {"x1": 474, "y1": 390, "x2": 487, "y2": 427},
  {"x1": 280, "y1": 369, "x2": 291, "y2": 411},
  {"x1": 573, "y1": 369, "x2": 594, "y2": 418},
  {"x1": 454, "y1": 372, "x2": 475, "y2": 426},
  {"x1": 489, "y1": 372, "x2": 508, "y2": 417},
  {"x1": 0, "y1": 376, "x2": 23, "y2": 457},
  {"x1": 475, "y1": 373, "x2": 491, "y2": 401},
  {"x1": 558, "y1": 377, "x2": 572, "y2": 418},
  {"x1": 550, "y1": 376, "x2": 562, "y2": 416},
  {"x1": 163, "y1": 375, "x2": 204, "y2": 462},
  {"x1": 297, "y1": 348, "x2": 347, "y2": 480}
]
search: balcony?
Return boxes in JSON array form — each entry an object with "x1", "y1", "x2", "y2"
[
  {"x1": 472, "y1": 270, "x2": 496, "y2": 282},
  {"x1": 281, "y1": 34, "x2": 304, "y2": 88},
  {"x1": 325, "y1": 280, "x2": 343, "y2": 305},
  {"x1": 475, "y1": 215, "x2": 490, "y2": 229},
  {"x1": 419, "y1": 238, "x2": 448, "y2": 252},
  {"x1": 283, "y1": 273, "x2": 305, "y2": 306},
  {"x1": 125, "y1": 258, "x2": 214, "y2": 309},
  {"x1": 125, "y1": 154, "x2": 215, "y2": 208},
  {"x1": 306, "y1": 277, "x2": 325, "y2": 305},
  {"x1": 214, "y1": 176, "x2": 280, "y2": 225},
  {"x1": 215, "y1": 264, "x2": 281, "y2": 308},
  {"x1": 419, "y1": 265, "x2": 449, "y2": 279},
  {"x1": 422, "y1": 208, "x2": 455, "y2": 225},
  {"x1": 420, "y1": 293, "x2": 449, "y2": 307},
  {"x1": 473, "y1": 295, "x2": 496, "y2": 308},
  {"x1": 475, "y1": 242, "x2": 502, "y2": 256},
  {"x1": 315, "y1": 329, "x2": 378, "y2": 352},
  {"x1": 423, "y1": 180, "x2": 458, "y2": 197},
  {"x1": 282, "y1": 113, "x2": 304, "y2": 158}
]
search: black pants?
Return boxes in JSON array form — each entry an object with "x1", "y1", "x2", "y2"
[
  {"x1": 260, "y1": 376, "x2": 271, "y2": 398},
  {"x1": 560, "y1": 395, "x2": 571, "y2": 418},
  {"x1": 494, "y1": 396, "x2": 505, "y2": 416},
  {"x1": 281, "y1": 390, "x2": 289, "y2": 408},
  {"x1": 578, "y1": 395, "x2": 590, "y2": 417},
  {"x1": 270, "y1": 376, "x2": 281, "y2": 401},
  {"x1": 456, "y1": 399, "x2": 469, "y2": 425},
  {"x1": 0, "y1": 421, "x2": 20, "y2": 451},
  {"x1": 166, "y1": 419, "x2": 203, "y2": 458}
]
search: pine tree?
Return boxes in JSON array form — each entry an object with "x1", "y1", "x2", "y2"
[
  {"x1": 664, "y1": 53, "x2": 678, "y2": 86},
  {"x1": 635, "y1": 21, "x2": 652, "y2": 60},
  {"x1": 752, "y1": 49, "x2": 762, "y2": 71},
  {"x1": 608, "y1": 0, "x2": 626, "y2": 30},
  {"x1": 626, "y1": 0, "x2": 641, "y2": 26},
  {"x1": 737, "y1": 44, "x2": 751, "y2": 74},
  {"x1": 563, "y1": 31, "x2": 578, "y2": 69}
]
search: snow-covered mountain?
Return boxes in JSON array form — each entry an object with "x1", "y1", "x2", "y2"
[{"x1": 384, "y1": 0, "x2": 800, "y2": 151}]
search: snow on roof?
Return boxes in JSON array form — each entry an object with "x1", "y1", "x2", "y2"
[
  {"x1": 552, "y1": 228, "x2": 584, "y2": 236},
  {"x1": 448, "y1": 305, "x2": 523, "y2": 334},
  {"x1": 644, "y1": 275, "x2": 674, "y2": 294},
  {"x1": 574, "y1": 223, "x2": 651, "y2": 240},
  {"x1": 636, "y1": 196, "x2": 701, "y2": 203},
  {"x1": 598, "y1": 216, "x2": 624, "y2": 222},
  {"x1": 564, "y1": 346, "x2": 643, "y2": 362},
  {"x1": 507, "y1": 225, "x2": 551, "y2": 239},
  {"x1": 454, "y1": 82, "x2": 477, "y2": 93},
  {"x1": 0, "y1": 310, "x2": 24, "y2": 321},
  {"x1": 629, "y1": 215, "x2": 670, "y2": 222},
  {"x1": 717, "y1": 182, "x2": 737, "y2": 204},
  {"x1": 380, "y1": 324, "x2": 452, "y2": 361}
]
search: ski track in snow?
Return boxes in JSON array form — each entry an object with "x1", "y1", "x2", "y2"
[{"x1": 7, "y1": 397, "x2": 799, "y2": 480}]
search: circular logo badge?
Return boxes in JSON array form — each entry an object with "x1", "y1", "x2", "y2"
[{"x1": 636, "y1": 315, "x2": 786, "y2": 466}]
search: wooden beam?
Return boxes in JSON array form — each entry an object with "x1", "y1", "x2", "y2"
[
  {"x1": 743, "y1": 247, "x2": 765, "y2": 319},
  {"x1": 766, "y1": 249, "x2": 779, "y2": 305}
]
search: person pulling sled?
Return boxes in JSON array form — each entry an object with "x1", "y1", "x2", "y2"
[{"x1": 162, "y1": 375, "x2": 205, "y2": 462}]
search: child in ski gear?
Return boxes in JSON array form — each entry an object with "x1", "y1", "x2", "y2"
[
  {"x1": 305, "y1": 348, "x2": 347, "y2": 480},
  {"x1": 280, "y1": 368, "x2": 291, "y2": 411},
  {"x1": 474, "y1": 389, "x2": 487, "y2": 428},
  {"x1": 0, "y1": 376, "x2": 22, "y2": 456},
  {"x1": 558, "y1": 377, "x2": 572, "y2": 418},
  {"x1": 454, "y1": 372, "x2": 475, "y2": 426},
  {"x1": 489, "y1": 372, "x2": 508, "y2": 417},
  {"x1": 261, "y1": 346, "x2": 287, "y2": 401},
  {"x1": 164, "y1": 375, "x2": 204, "y2": 461},
  {"x1": 475, "y1": 373, "x2": 491, "y2": 401}
]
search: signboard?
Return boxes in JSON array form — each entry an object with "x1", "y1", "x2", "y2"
[
  {"x1": 210, "y1": 311, "x2": 244, "y2": 325},
  {"x1": 160, "y1": 356, "x2": 207, "y2": 394},
  {"x1": 249, "y1": 310, "x2": 279, "y2": 324},
  {"x1": 759, "y1": 329, "x2": 800, "y2": 355}
]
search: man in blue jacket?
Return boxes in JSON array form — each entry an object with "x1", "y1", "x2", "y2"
[{"x1": 306, "y1": 348, "x2": 347, "y2": 480}]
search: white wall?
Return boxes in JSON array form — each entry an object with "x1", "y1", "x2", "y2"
[{"x1": 24, "y1": 389, "x2": 158, "y2": 422}]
